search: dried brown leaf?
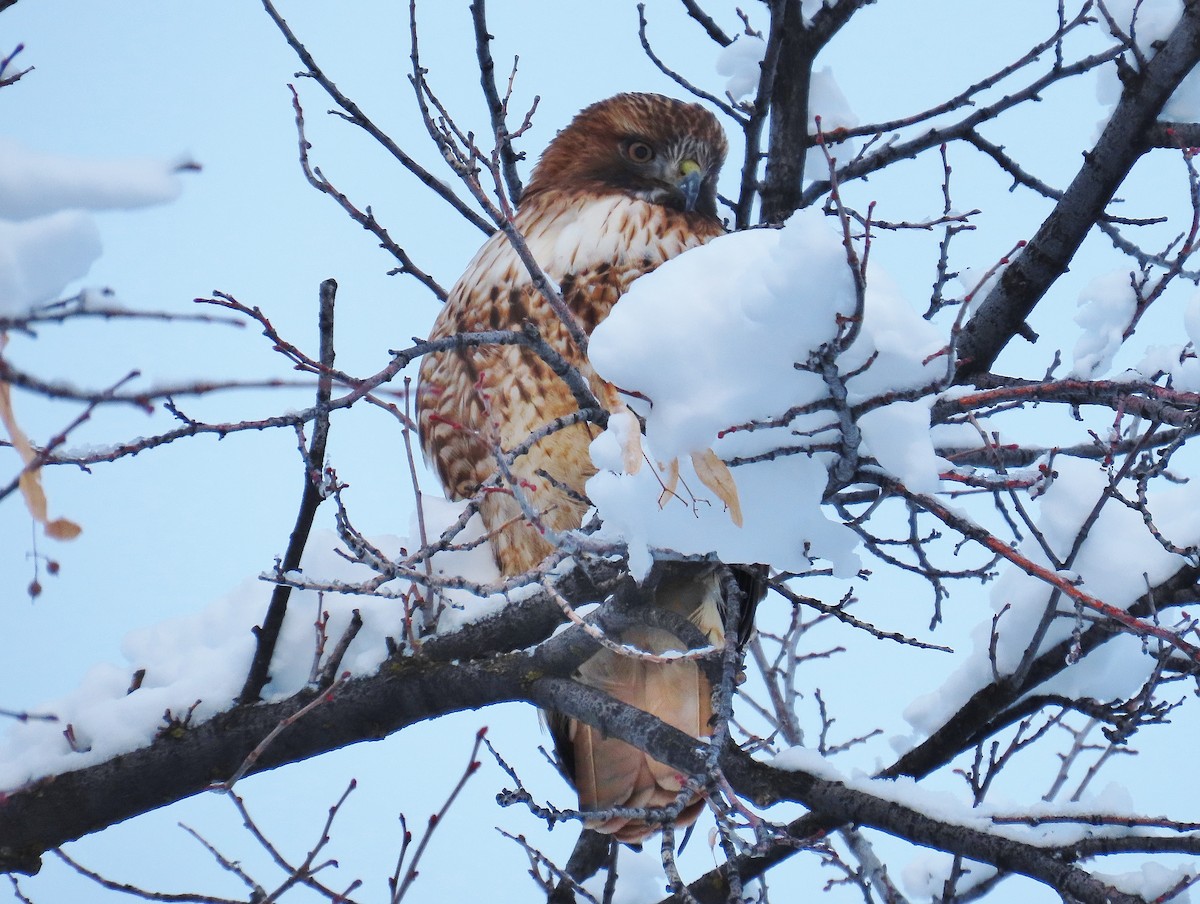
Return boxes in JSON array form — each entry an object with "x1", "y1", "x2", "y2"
[
  {"x1": 0, "y1": 341, "x2": 82, "y2": 541},
  {"x1": 657, "y1": 458, "x2": 680, "y2": 509},
  {"x1": 599, "y1": 383, "x2": 643, "y2": 475},
  {"x1": 692, "y1": 448, "x2": 743, "y2": 527},
  {"x1": 17, "y1": 468, "x2": 48, "y2": 522},
  {"x1": 45, "y1": 518, "x2": 83, "y2": 541}
]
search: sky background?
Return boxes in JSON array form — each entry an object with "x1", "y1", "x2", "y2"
[{"x1": 2, "y1": 2, "x2": 1196, "y2": 902}]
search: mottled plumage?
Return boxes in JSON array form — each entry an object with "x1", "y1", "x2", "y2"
[{"x1": 417, "y1": 93, "x2": 729, "y2": 842}]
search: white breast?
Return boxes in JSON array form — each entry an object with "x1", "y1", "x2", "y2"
[{"x1": 454, "y1": 194, "x2": 705, "y2": 295}]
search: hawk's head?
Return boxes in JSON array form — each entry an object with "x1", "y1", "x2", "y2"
[{"x1": 522, "y1": 93, "x2": 728, "y2": 219}]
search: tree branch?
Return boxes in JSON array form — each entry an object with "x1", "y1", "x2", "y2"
[
  {"x1": 260, "y1": 0, "x2": 494, "y2": 235},
  {"x1": 956, "y1": 4, "x2": 1200, "y2": 376},
  {"x1": 759, "y1": 0, "x2": 867, "y2": 224},
  {"x1": 239, "y1": 280, "x2": 338, "y2": 704},
  {"x1": 0, "y1": 560, "x2": 626, "y2": 874},
  {"x1": 469, "y1": 0, "x2": 525, "y2": 203},
  {"x1": 528, "y1": 680, "x2": 1151, "y2": 904}
]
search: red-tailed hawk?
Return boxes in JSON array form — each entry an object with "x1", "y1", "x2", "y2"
[{"x1": 417, "y1": 93, "x2": 731, "y2": 842}]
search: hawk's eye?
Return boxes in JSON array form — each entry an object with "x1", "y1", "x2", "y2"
[{"x1": 625, "y1": 141, "x2": 655, "y2": 164}]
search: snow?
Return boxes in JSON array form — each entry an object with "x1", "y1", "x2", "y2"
[
  {"x1": 809, "y1": 66, "x2": 857, "y2": 135},
  {"x1": 589, "y1": 220, "x2": 852, "y2": 463},
  {"x1": 858, "y1": 400, "x2": 950, "y2": 495},
  {"x1": 1184, "y1": 290, "x2": 1200, "y2": 347},
  {"x1": 1070, "y1": 269, "x2": 1137, "y2": 378},
  {"x1": 7, "y1": 13, "x2": 1200, "y2": 898},
  {"x1": 1143, "y1": 290, "x2": 1200, "y2": 390},
  {"x1": 715, "y1": 35, "x2": 765, "y2": 100},
  {"x1": 0, "y1": 505, "x2": 501, "y2": 792},
  {"x1": 0, "y1": 212, "x2": 101, "y2": 315},
  {"x1": 582, "y1": 845, "x2": 674, "y2": 903},
  {"x1": 1095, "y1": 0, "x2": 1200, "y2": 120},
  {"x1": 903, "y1": 455, "x2": 1200, "y2": 739},
  {"x1": 1136, "y1": 341, "x2": 1199, "y2": 388},
  {"x1": 807, "y1": 67, "x2": 859, "y2": 180},
  {"x1": 1095, "y1": 862, "x2": 1197, "y2": 902},
  {"x1": 417, "y1": 495, "x2": 508, "y2": 632},
  {"x1": 957, "y1": 260, "x2": 1010, "y2": 315},
  {"x1": 774, "y1": 743, "x2": 1197, "y2": 901},
  {"x1": 713, "y1": 36, "x2": 855, "y2": 180},
  {"x1": 0, "y1": 138, "x2": 183, "y2": 314},
  {"x1": 0, "y1": 534, "x2": 314, "y2": 790},
  {"x1": 774, "y1": 747, "x2": 994, "y2": 838},
  {"x1": 930, "y1": 419, "x2": 995, "y2": 451},
  {"x1": 773, "y1": 744, "x2": 1149, "y2": 846},
  {"x1": 589, "y1": 439, "x2": 861, "y2": 580},
  {"x1": 0, "y1": 138, "x2": 183, "y2": 220},
  {"x1": 801, "y1": 0, "x2": 833, "y2": 25},
  {"x1": 586, "y1": 208, "x2": 946, "y2": 578}
]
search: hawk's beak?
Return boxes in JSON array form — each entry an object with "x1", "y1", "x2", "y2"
[{"x1": 677, "y1": 159, "x2": 703, "y2": 212}]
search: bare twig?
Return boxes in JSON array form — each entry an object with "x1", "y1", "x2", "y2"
[{"x1": 239, "y1": 279, "x2": 338, "y2": 705}]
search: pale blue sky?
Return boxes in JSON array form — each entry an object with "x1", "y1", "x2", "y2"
[{"x1": 2, "y1": 2, "x2": 1193, "y2": 902}]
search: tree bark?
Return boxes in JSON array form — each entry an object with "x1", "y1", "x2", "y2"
[
  {"x1": 758, "y1": 0, "x2": 867, "y2": 224},
  {"x1": 956, "y1": 4, "x2": 1200, "y2": 377},
  {"x1": 0, "y1": 565, "x2": 619, "y2": 875}
]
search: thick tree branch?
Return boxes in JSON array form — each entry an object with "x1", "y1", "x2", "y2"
[
  {"x1": 956, "y1": 5, "x2": 1200, "y2": 376},
  {"x1": 0, "y1": 561, "x2": 628, "y2": 874},
  {"x1": 758, "y1": 0, "x2": 812, "y2": 225},
  {"x1": 528, "y1": 680, "x2": 1154, "y2": 904},
  {"x1": 1152, "y1": 120, "x2": 1200, "y2": 147},
  {"x1": 0, "y1": 656, "x2": 520, "y2": 876},
  {"x1": 758, "y1": 0, "x2": 869, "y2": 224},
  {"x1": 885, "y1": 564, "x2": 1200, "y2": 781},
  {"x1": 674, "y1": 558, "x2": 1200, "y2": 900}
]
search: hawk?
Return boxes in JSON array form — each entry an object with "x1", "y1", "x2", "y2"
[{"x1": 417, "y1": 93, "x2": 736, "y2": 842}]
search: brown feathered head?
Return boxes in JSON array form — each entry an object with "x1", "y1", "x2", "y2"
[{"x1": 521, "y1": 92, "x2": 728, "y2": 219}]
